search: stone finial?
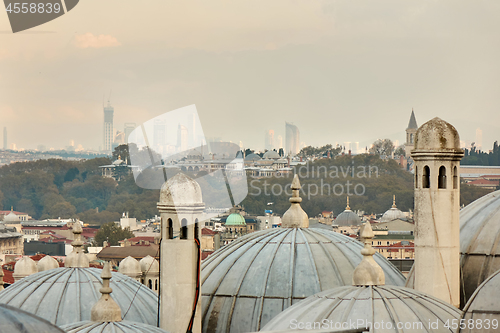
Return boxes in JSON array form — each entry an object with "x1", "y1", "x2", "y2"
[
  {"x1": 352, "y1": 221, "x2": 385, "y2": 286},
  {"x1": 37, "y1": 255, "x2": 59, "y2": 272},
  {"x1": 346, "y1": 196, "x2": 351, "y2": 210},
  {"x1": 0, "y1": 266, "x2": 4, "y2": 291},
  {"x1": 13, "y1": 256, "x2": 38, "y2": 282},
  {"x1": 91, "y1": 262, "x2": 122, "y2": 322},
  {"x1": 65, "y1": 222, "x2": 90, "y2": 268},
  {"x1": 281, "y1": 174, "x2": 309, "y2": 228},
  {"x1": 392, "y1": 195, "x2": 397, "y2": 209}
]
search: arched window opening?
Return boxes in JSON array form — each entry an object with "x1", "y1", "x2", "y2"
[
  {"x1": 410, "y1": 133, "x2": 414, "y2": 144},
  {"x1": 194, "y1": 219, "x2": 199, "y2": 241},
  {"x1": 415, "y1": 166, "x2": 418, "y2": 189},
  {"x1": 423, "y1": 166, "x2": 430, "y2": 188},
  {"x1": 180, "y1": 218, "x2": 188, "y2": 239},
  {"x1": 453, "y1": 166, "x2": 458, "y2": 189},
  {"x1": 438, "y1": 166, "x2": 447, "y2": 189},
  {"x1": 148, "y1": 279, "x2": 152, "y2": 289},
  {"x1": 168, "y1": 218, "x2": 173, "y2": 239},
  {"x1": 155, "y1": 279, "x2": 158, "y2": 291}
]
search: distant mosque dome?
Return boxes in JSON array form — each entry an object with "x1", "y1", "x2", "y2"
[
  {"x1": 335, "y1": 197, "x2": 361, "y2": 226},
  {"x1": 224, "y1": 213, "x2": 246, "y2": 226},
  {"x1": 0, "y1": 268, "x2": 159, "y2": 326},
  {"x1": 201, "y1": 176, "x2": 405, "y2": 333},
  {"x1": 263, "y1": 150, "x2": 280, "y2": 159},
  {"x1": 3, "y1": 208, "x2": 20, "y2": 223},
  {"x1": 261, "y1": 221, "x2": 461, "y2": 333},
  {"x1": 380, "y1": 195, "x2": 406, "y2": 222},
  {"x1": 244, "y1": 153, "x2": 261, "y2": 161},
  {"x1": 459, "y1": 268, "x2": 500, "y2": 333},
  {"x1": 414, "y1": 117, "x2": 461, "y2": 150},
  {"x1": 0, "y1": 304, "x2": 64, "y2": 333}
]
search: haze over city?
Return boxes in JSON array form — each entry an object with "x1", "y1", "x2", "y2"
[{"x1": 1, "y1": 0, "x2": 499, "y2": 151}]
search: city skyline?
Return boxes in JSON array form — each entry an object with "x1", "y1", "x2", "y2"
[{"x1": 1, "y1": 1, "x2": 500, "y2": 151}]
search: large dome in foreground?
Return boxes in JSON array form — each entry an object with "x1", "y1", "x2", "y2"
[
  {"x1": 0, "y1": 267, "x2": 158, "y2": 326},
  {"x1": 201, "y1": 227, "x2": 406, "y2": 333},
  {"x1": 0, "y1": 303, "x2": 64, "y2": 333},
  {"x1": 261, "y1": 285, "x2": 461, "y2": 332}
]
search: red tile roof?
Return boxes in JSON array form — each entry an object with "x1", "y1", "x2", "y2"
[
  {"x1": 202, "y1": 228, "x2": 218, "y2": 236},
  {"x1": 202, "y1": 251, "x2": 214, "y2": 260}
]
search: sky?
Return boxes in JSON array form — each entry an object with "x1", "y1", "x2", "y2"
[{"x1": 1, "y1": 0, "x2": 499, "y2": 151}]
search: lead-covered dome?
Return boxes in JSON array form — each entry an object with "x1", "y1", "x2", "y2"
[
  {"x1": 0, "y1": 268, "x2": 159, "y2": 326},
  {"x1": 380, "y1": 196, "x2": 406, "y2": 222},
  {"x1": 3, "y1": 209, "x2": 20, "y2": 223},
  {"x1": 263, "y1": 150, "x2": 280, "y2": 159},
  {"x1": 225, "y1": 213, "x2": 246, "y2": 226},
  {"x1": 260, "y1": 285, "x2": 461, "y2": 332},
  {"x1": 201, "y1": 228, "x2": 406, "y2": 332},
  {"x1": 459, "y1": 189, "x2": 500, "y2": 307},
  {"x1": 459, "y1": 268, "x2": 500, "y2": 333},
  {"x1": 335, "y1": 198, "x2": 361, "y2": 226},
  {"x1": 0, "y1": 303, "x2": 64, "y2": 333},
  {"x1": 62, "y1": 321, "x2": 168, "y2": 333},
  {"x1": 414, "y1": 117, "x2": 461, "y2": 150}
]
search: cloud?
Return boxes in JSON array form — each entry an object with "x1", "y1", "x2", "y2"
[{"x1": 73, "y1": 33, "x2": 121, "y2": 49}]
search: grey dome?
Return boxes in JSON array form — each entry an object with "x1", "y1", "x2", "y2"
[
  {"x1": 0, "y1": 303, "x2": 64, "y2": 333},
  {"x1": 62, "y1": 321, "x2": 168, "y2": 333},
  {"x1": 244, "y1": 153, "x2": 261, "y2": 161},
  {"x1": 460, "y1": 189, "x2": 500, "y2": 306},
  {"x1": 0, "y1": 267, "x2": 158, "y2": 326},
  {"x1": 459, "y1": 268, "x2": 500, "y2": 333},
  {"x1": 380, "y1": 207, "x2": 406, "y2": 222},
  {"x1": 335, "y1": 210, "x2": 361, "y2": 226},
  {"x1": 3, "y1": 210, "x2": 20, "y2": 223},
  {"x1": 201, "y1": 228, "x2": 405, "y2": 333},
  {"x1": 261, "y1": 285, "x2": 461, "y2": 332},
  {"x1": 263, "y1": 150, "x2": 280, "y2": 159}
]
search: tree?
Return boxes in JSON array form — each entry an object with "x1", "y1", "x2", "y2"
[
  {"x1": 113, "y1": 144, "x2": 131, "y2": 165},
  {"x1": 395, "y1": 145, "x2": 406, "y2": 157},
  {"x1": 94, "y1": 222, "x2": 135, "y2": 246},
  {"x1": 0, "y1": 189, "x2": 4, "y2": 210},
  {"x1": 369, "y1": 139, "x2": 395, "y2": 156}
]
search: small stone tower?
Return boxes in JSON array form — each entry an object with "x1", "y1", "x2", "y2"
[
  {"x1": 411, "y1": 117, "x2": 463, "y2": 307},
  {"x1": 405, "y1": 109, "x2": 418, "y2": 156},
  {"x1": 157, "y1": 173, "x2": 204, "y2": 333},
  {"x1": 140, "y1": 255, "x2": 160, "y2": 293}
]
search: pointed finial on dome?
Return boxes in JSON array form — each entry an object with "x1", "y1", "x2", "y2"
[
  {"x1": 91, "y1": 261, "x2": 122, "y2": 322},
  {"x1": 10, "y1": 206, "x2": 13, "y2": 212},
  {"x1": 281, "y1": 174, "x2": 309, "y2": 228},
  {"x1": 352, "y1": 221, "x2": 385, "y2": 286},
  {"x1": 392, "y1": 195, "x2": 397, "y2": 208},
  {"x1": 65, "y1": 222, "x2": 89, "y2": 268},
  {"x1": 346, "y1": 196, "x2": 351, "y2": 210}
]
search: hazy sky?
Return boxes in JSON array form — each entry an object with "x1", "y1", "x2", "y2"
[{"x1": 1, "y1": 0, "x2": 499, "y2": 151}]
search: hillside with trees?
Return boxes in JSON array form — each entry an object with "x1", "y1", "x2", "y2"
[{"x1": 462, "y1": 141, "x2": 500, "y2": 166}]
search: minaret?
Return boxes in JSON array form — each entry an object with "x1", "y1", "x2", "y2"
[
  {"x1": 157, "y1": 173, "x2": 204, "y2": 333},
  {"x1": 91, "y1": 261, "x2": 122, "y2": 322},
  {"x1": 405, "y1": 108, "x2": 418, "y2": 156},
  {"x1": 411, "y1": 117, "x2": 463, "y2": 307},
  {"x1": 352, "y1": 221, "x2": 385, "y2": 286},
  {"x1": 281, "y1": 174, "x2": 308, "y2": 228}
]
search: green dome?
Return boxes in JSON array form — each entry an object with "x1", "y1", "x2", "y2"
[{"x1": 225, "y1": 213, "x2": 246, "y2": 226}]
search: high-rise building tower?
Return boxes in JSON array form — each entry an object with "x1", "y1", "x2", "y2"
[
  {"x1": 405, "y1": 109, "x2": 418, "y2": 156},
  {"x1": 177, "y1": 124, "x2": 188, "y2": 152},
  {"x1": 285, "y1": 122, "x2": 300, "y2": 156},
  {"x1": 3, "y1": 127, "x2": 6, "y2": 150},
  {"x1": 476, "y1": 128, "x2": 482, "y2": 151},
  {"x1": 124, "y1": 123, "x2": 136, "y2": 142},
  {"x1": 411, "y1": 117, "x2": 463, "y2": 308},
  {"x1": 103, "y1": 101, "x2": 114, "y2": 153},
  {"x1": 265, "y1": 130, "x2": 275, "y2": 151}
]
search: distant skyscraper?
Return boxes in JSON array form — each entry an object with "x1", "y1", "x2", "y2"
[
  {"x1": 285, "y1": 122, "x2": 300, "y2": 155},
  {"x1": 177, "y1": 124, "x2": 188, "y2": 152},
  {"x1": 265, "y1": 130, "x2": 275, "y2": 151},
  {"x1": 277, "y1": 135, "x2": 283, "y2": 150},
  {"x1": 3, "y1": 127, "x2": 6, "y2": 150},
  {"x1": 124, "y1": 123, "x2": 136, "y2": 142},
  {"x1": 103, "y1": 101, "x2": 114, "y2": 152},
  {"x1": 476, "y1": 128, "x2": 483, "y2": 151},
  {"x1": 154, "y1": 119, "x2": 166, "y2": 149}
]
